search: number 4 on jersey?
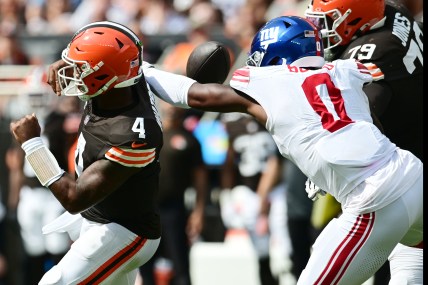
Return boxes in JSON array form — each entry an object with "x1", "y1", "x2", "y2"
[{"x1": 132, "y1": 118, "x2": 146, "y2": 138}]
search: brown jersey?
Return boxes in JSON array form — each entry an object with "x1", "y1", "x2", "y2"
[
  {"x1": 75, "y1": 81, "x2": 163, "y2": 238},
  {"x1": 337, "y1": 1, "x2": 423, "y2": 161}
]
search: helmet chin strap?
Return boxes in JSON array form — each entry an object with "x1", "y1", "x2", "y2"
[
  {"x1": 369, "y1": 16, "x2": 386, "y2": 30},
  {"x1": 114, "y1": 72, "x2": 142, "y2": 88}
]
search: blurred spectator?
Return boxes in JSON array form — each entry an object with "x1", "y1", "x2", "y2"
[
  {"x1": 0, "y1": 189, "x2": 6, "y2": 285},
  {"x1": 283, "y1": 160, "x2": 315, "y2": 282},
  {"x1": 106, "y1": 0, "x2": 139, "y2": 27},
  {"x1": 157, "y1": 25, "x2": 210, "y2": 75},
  {"x1": 0, "y1": 33, "x2": 29, "y2": 64},
  {"x1": 0, "y1": 79, "x2": 14, "y2": 206},
  {"x1": 219, "y1": 113, "x2": 282, "y2": 285},
  {"x1": 265, "y1": 0, "x2": 310, "y2": 19},
  {"x1": 68, "y1": 0, "x2": 110, "y2": 32},
  {"x1": 43, "y1": 0, "x2": 73, "y2": 34},
  {"x1": 0, "y1": 257, "x2": 5, "y2": 285},
  {"x1": 139, "y1": 100, "x2": 209, "y2": 285},
  {"x1": 24, "y1": 0, "x2": 47, "y2": 35},
  {"x1": 0, "y1": 0, "x2": 24, "y2": 36},
  {"x1": 211, "y1": 0, "x2": 246, "y2": 24},
  {"x1": 5, "y1": 67, "x2": 79, "y2": 285},
  {"x1": 187, "y1": 1, "x2": 224, "y2": 32},
  {"x1": 224, "y1": 0, "x2": 271, "y2": 41},
  {"x1": 4, "y1": 140, "x2": 25, "y2": 285},
  {"x1": 137, "y1": 0, "x2": 190, "y2": 35},
  {"x1": 224, "y1": 2, "x2": 266, "y2": 84},
  {"x1": 0, "y1": 91, "x2": 21, "y2": 285},
  {"x1": 156, "y1": 1, "x2": 224, "y2": 75}
]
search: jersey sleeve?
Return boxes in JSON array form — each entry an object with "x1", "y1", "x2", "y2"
[
  {"x1": 362, "y1": 62, "x2": 385, "y2": 81},
  {"x1": 229, "y1": 67, "x2": 250, "y2": 92},
  {"x1": 337, "y1": 59, "x2": 373, "y2": 85},
  {"x1": 105, "y1": 146, "x2": 157, "y2": 168}
]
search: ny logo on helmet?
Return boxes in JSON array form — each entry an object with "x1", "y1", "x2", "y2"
[{"x1": 259, "y1": 26, "x2": 279, "y2": 49}]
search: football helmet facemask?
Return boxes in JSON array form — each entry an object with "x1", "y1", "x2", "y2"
[
  {"x1": 304, "y1": 0, "x2": 386, "y2": 50},
  {"x1": 58, "y1": 21, "x2": 143, "y2": 101},
  {"x1": 246, "y1": 16, "x2": 325, "y2": 68}
]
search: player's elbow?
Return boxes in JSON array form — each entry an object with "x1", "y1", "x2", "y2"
[
  {"x1": 60, "y1": 195, "x2": 84, "y2": 214},
  {"x1": 58, "y1": 185, "x2": 90, "y2": 214},
  {"x1": 58, "y1": 197, "x2": 81, "y2": 214}
]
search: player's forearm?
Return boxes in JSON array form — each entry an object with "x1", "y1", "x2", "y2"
[
  {"x1": 50, "y1": 159, "x2": 140, "y2": 214},
  {"x1": 20, "y1": 137, "x2": 113, "y2": 214},
  {"x1": 48, "y1": 173, "x2": 84, "y2": 214},
  {"x1": 144, "y1": 65, "x2": 248, "y2": 114},
  {"x1": 144, "y1": 66, "x2": 195, "y2": 108}
]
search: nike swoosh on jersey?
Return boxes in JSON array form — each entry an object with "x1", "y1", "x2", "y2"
[{"x1": 131, "y1": 142, "x2": 148, "y2": 148}]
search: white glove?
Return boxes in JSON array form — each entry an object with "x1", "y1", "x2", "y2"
[{"x1": 305, "y1": 178, "x2": 326, "y2": 201}]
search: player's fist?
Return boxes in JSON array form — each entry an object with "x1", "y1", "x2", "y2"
[{"x1": 10, "y1": 114, "x2": 41, "y2": 145}]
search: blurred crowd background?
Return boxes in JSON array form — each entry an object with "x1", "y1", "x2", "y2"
[{"x1": 0, "y1": 0, "x2": 408, "y2": 285}]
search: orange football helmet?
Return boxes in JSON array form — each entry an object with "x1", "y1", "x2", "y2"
[
  {"x1": 58, "y1": 21, "x2": 143, "y2": 101},
  {"x1": 304, "y1": 0, "x2": 386, "y2": 50}
]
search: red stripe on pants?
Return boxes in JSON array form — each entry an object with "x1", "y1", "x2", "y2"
[{"x1": 315, "y1": 213, "x2": 375, "y2": 285}]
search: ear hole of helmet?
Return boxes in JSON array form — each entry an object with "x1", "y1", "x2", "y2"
[
  {"x1": 348, "y1": 18, "x2": 362, "y2": 26},
  {"x1": 95, "y1": 74, "x2": 109, "y2": 81}
]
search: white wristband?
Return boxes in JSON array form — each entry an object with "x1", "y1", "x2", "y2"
[{"x1": 22, "y1": 137, "x2": 65, "y2": 187}]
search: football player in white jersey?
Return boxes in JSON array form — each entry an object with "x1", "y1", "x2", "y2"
[{"x1": 140, "y1": 16, "x2": 423, "y2": 285}]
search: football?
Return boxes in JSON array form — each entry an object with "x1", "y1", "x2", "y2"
[{"x1": 186, "y1": 41, "x2": 231, "y2": 84}]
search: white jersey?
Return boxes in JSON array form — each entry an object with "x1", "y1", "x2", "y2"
[{"x1": 230, "y1": 59, "x2": 421, "y2": 211}]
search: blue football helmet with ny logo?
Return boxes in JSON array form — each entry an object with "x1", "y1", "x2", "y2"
[{"x1": 246, "y1": 16, "x2": 325, "y2": 68}]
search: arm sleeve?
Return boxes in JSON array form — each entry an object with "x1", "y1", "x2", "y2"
[{"x1": 144, "y1": 67, "x2": 196, "y2": 109}]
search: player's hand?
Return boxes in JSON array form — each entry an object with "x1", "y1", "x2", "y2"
[
  {"x1": 305, "y1": 178, "x2": 326, "y2": 201},
  {"x1": 10, "y1": 114, "x2": 41, "y2": 145},
  {"x1": 47, "y1": 59, "x2": 67, "y2": 96},
  {"x1": 186, "y1": 208, "x2": 204, "y2": 244},
  {"x1": 255, "y1": 214, "x2": 269, "y2": 236}
]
